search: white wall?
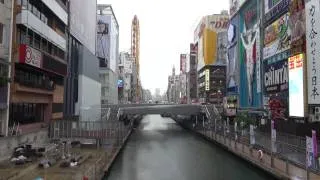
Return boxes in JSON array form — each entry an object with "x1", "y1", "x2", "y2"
[
  {"x1": 41, "y1": 0, "x2": 67, "y2": 24},
  {"x1": 76, "y1": 75, "x2": 101, "y2": 121}
]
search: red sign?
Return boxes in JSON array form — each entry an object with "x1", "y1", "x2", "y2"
[
  {"x1": 19, "y1": 44, "x2": 42, "y2": 68},
  {"x1": 288, "y1": 54, "x2": 304, "y2": 70}
]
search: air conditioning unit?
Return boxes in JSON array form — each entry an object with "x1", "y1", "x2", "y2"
[{"x1": 315, "y1": 107, "x2": 320, "y2": 115}]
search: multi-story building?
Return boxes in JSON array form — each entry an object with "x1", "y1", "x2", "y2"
[
  {"x1": 9, "y1": 0, "x2": 68, "y2": 134},
  {"x1": 131, "y1": 15, "x2": 141, "y2": 102},
  {"x1": 194, "y1": 11, "x2": 229, "y2": 104},
  {"x1": 0, "y1": 0, "x2": 14, "y2": 136},
  {"x1": 97, "y1": 4, "x2": 119, "y2": 105},
  {"x1": 188, "y1": 43, "x2": 198, "y2": 103},
  {"x1": 65, "y1": 0, "x2": 101, "y2": 122},
  {"x1": 119, "y1": 51, "x2": 134, "y2": 103}
]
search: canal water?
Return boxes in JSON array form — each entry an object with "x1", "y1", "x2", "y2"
[{"x1": 107, "y1": 115, "x2": 276, "y2": 180}]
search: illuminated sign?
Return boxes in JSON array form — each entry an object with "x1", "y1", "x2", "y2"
[
  {"x1": 265, "y1": 0, "x2": 290, "y2": 24},
  {"x1": 288, "y1": 54, "x2": 305, "y2": 117},
  {"x1": 205, "y1": 69, "x2": 210, "y2": 91}
]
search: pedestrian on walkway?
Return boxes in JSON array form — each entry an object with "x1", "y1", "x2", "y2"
[{"x1": 101, "y1": 171, "x2": 108, "y2": 180}]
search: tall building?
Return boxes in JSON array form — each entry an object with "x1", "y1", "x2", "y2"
[
  {"x1": 131, "y1": 15, "x2": 141, "y2": 102},
  {"x1": 119, "y1": 51, "x2": 134, "y2": 103},
  {"x1": 0, "y1": 0, "x2": 13, "y2": 136},
  {"x1": 10, "y1": 0, "x2": 68, "y2": 134},
  {"x1": 65, "y1": 0, "x2": 101, "y2": 122},
  {"x1": 97, "y1": 4, "x2": 119, "y2": 105},
  {"x1": 194, "y1": 11, "x2": 229, "y2": 104}
]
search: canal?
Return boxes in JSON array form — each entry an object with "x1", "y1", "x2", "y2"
[{"x1": 107, "y1": 115, "x2": 276, "y2": 180}]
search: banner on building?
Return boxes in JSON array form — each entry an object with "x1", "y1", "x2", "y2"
[
  {"x1": 263, "y1": 60, "x2": 288, "y2": 94},
  {"x1": 180, "y1": 54, "x2": 187, "y2": 73},
  {"x1": 263, "y1": 13, "x2": 291, "y2": 59},
  {"x1": 289, "y1": 0, "x2": 306, "y2": 55},
  {"x1": 239, "y1": 0, "x2": 261, "y2": 108},
  {"x1": 227, "y1": 15, "x2": 240, "y2": 93},
  {"x1": 306, "y1": 136, "x2": 314, "y2": 168},
  {"x1": 306, "y1": 0, "x2": 320, "y2": 104}
]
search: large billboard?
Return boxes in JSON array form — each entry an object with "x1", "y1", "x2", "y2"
[
  {"x1": 180, "y1": 54, "x2": 187, "y2": 73},
  {"x1": 227, "y1": 15, "x2": 240, "y2": 93},
  {"x1": 70, "y1": 0, "x2": 97, "y2": 54},
  {"x1": 263, "y1": 59, "x2": 288, "y2": 94},
  {"x1": 288, "y1": 54, "x2": 305, "y2": 117},
  {"x1": 263, "y1": 13, "x2": 291, "y2": 60},
  {"x1": 196, "y1": 14, "x2": 229, "y2": 71},
  {"x1": 305, "y1": 0, "x2": 320, "y2": 104},
  {"x1": 230, "y1": 0, "x2": 248, "y2": 17},
  {"x1": 96, "y1": 15, "x2": 110, "y2": 65},
  {"x1": 239, "y1": 0, "x2": 262, "y2": 108}
]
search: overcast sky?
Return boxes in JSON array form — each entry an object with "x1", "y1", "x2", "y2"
[{"x1": 98, "y1": 0, "x2": 229, "y2": 95}]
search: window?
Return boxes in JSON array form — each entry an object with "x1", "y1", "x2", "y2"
[
  {"x1": 0, "y1": 23, "x2": 3, "y2": 44},
  {"x1": 9, "y1": 103, "x2": 45, "y2": 126}
]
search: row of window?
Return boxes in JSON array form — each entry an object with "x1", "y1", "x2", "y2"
[
  {"x1": 17, "y1": 27, "x2": 65, "y2": 61},
  {"x1": 17, "y1": 0, "x2": 48, "y2": 25},
  {"x1": 0, "y1": 23, "x2": 3, "y2": 44},
  {"x1": 15, "y1": 69, "x2": 55, "y2": 91},
  {"x1": 9, "y1": 103, "x2": 45, "y2": 126}
]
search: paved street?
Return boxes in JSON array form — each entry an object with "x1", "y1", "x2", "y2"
[{"x1": 107, "y1": 115, "x2": 275, "y2": 180}]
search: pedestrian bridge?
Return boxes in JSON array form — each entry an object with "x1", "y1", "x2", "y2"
[{"x1": 118, "y1": 104, "x2": 202, "y2": 116}]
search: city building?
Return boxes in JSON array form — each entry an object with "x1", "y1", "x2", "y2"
[
  {"x1": 0, "y1": 0, "x2": 14, "y2": 136},
  {"x1": 143, "y1": 89, "x2": 152, "y2": 103},
  {"x1": 97, "y1": 4, "x2": 119, "y2": 105},
  {"x1": 188, "y1": 43, "x2": 198, "y2": 103},
  {"x1": 167, "y1": 66, "x2": 180, "y2": 103},
  {"x1": 10, "y1": 0, "x2": 68, "y2": 134},
  {"x1": 65, "y1": 0, "x2": 101, "y2": 121},
  {"x1": 194, "y1": 11, "x2": 229, "y2": 104},
  {"x1": 119, "y1": 51, "x2": 134, "y2": 103},
  {"x1": 131, "y1": 15, "x2": 141, "y2": 102}
]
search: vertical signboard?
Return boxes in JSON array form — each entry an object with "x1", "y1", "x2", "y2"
[
  {"x1": 306, "y1": 0, "x2": 320, "y2": 104},
  {"x1": 239, "y1": 0, "x2": 261, "y2": 108},
  {"x1": 205, "y1": 69, "x2": 210, "y2": 91},
  {"x1": 306, "y1": 136, "x2": 314, "y2": 168},
  {"x1": 312, "y1": 130, "x2": 318, "y2": 158},
  {"x1": 227, "y1": 16, "x2": 239, "y2": 92},
  {"x1": 256, "y1": 29, "x2": 261, "y2": 93},
  {"x1": 288, "y1": 54, "x2": 305, "y2": 117},
  {"x1": 180, "y1": 54, "x2": 187, "y2": 73}
]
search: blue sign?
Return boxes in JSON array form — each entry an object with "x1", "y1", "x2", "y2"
[{"x1": 117, "y1": 80, "x2": 124, "y2": 88}]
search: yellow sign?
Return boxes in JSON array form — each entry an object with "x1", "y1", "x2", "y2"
[{"x1": 205, "y1": 69, "x2": 210, "y2": 91}]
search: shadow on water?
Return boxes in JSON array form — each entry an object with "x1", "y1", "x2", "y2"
[{"x1": 107, "y1": 115, "x2": 277, "y2": 180}]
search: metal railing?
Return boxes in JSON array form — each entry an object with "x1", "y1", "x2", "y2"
[{"x1": 193, "y1": 105, "x2": 320, "y2": 179}]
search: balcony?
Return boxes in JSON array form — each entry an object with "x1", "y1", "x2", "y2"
[
  {"x1": 15, "y1": 70, "x2": 55, "y2": 91},
  {"x1": 40, "y1": 0, "x2": 68, "y2": 25},
  {"x1": 16, "y1": 10, "x2": 66, "y2": 51}
]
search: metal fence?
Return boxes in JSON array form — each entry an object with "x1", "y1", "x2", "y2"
[{"x1": 191, "y1": 105, "x2": 320, "y2": 179}]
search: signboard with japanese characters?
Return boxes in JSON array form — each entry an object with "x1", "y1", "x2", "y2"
[
  {"x1": 288, "y1": 54, "x2": 305, "y2": 117},
  {"x1": 306, "y1": 0, "x2": 320, "y2": 104},
  {"x1": 205, "y1": 69, "x2": 210, "y2": 91}
]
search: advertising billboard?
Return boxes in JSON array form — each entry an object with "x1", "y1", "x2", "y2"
[
  {"x1": 196, "y1": 14, "x2": 229, "y2": 71},
  {"x1": 288, "y1": 54, "x2": 305, "y2": 117},
  {"x1": 263, "y1": 59, "x2": 288, "y2": 94},
  {"x1": 264, "y1": 0, "x2": 290, "y2": 24},
  {"x1": 230, "y1": 0, "x2": 248, "y2": 17},
  {"x1": 70, "y1": 0, "x2": 97, "y2": 54},
  {"x1": 306, "y1": 0, "x2": 320, "y2": 104},
  {"x1": 227, "y1": 15, "x2": 240, "y2": 93},
  {"x1": 239, "y1": 0, "x2": 262, "y2": 108},
  {"x1": 263, "y1": 13, "x2": 291, "y2": 60},
  {"x1": 96, "y1": 16, "x2": 110, "y2": 62},
  {"x1": 180, "y1": 54, "x2": 187, "y2": 73}
]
